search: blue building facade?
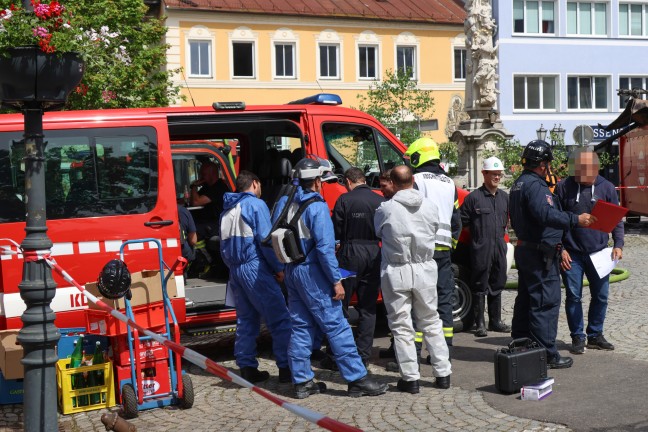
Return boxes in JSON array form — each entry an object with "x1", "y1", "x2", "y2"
[{"x1": 493, "y1": 0, "x2": 648, "y2": 146}]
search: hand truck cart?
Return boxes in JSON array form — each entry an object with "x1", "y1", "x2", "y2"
[{"x1": 117, "y1": 238, "x2": 194, "y2": 418}]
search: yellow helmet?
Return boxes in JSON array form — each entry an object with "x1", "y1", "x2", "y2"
[{"x1": 404, "y1": 137, "x2": 440, "y2": 168}]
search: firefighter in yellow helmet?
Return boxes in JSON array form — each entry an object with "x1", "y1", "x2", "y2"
[{"x1": 404, "y1": 137, "x2": 461, "y2": 351}]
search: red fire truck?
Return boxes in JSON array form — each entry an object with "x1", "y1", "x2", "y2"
[{"x1": 0, "y1": 94, "x2": 473, "y2": 337}]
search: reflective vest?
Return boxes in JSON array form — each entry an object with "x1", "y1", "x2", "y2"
[{"x1": 414, "y1": 172, "x2": 455, "y2": 248}]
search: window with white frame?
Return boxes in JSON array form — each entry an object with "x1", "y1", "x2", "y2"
[
  {"x1": 319, "y1": 44, "x2": 340, "y2": 79},
  {"x1": 275, "y1": 43, "x2": 295, "y2": 78},
  {"x1": 619, "y1": 76, "x2": 648, "y2": 107},
  {"x1": 513, "y1": 76, "x2": 557, "y2": 110},
  {"x1": 358, "y1": 45, "x2": 378, "y2": 79},
  {"x1": 513, "y1": 0, "x2": 556, "y2": 34},
  {"x1": 454, "y1": 48, "x2": 467, "y2": 80},
  {"x1": 567, "y1": 2, "x2": 608, "y2": 35},
  {"x1": 619, "y1": 3, "x2": 647, "y2": 36},
  {"x1": 396, "y1": 46, "x2": 416, "y2": 78},
  {"x1": 188, "y1": 40, "x2": 212, "y2": 77},
  {"x1": 567, "y1": 76, "x2": 609, "y2": 109}
]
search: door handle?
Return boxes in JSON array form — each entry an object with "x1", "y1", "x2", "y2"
[{"x1": 144, "y1": 220, "x2": 173, "y2": 227}]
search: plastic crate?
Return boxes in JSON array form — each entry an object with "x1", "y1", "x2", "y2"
[
  {"x1": 56, "y1": 358, "x2": 116, "y2": 414},
  {"x1": 115, "y1": 358, "x2": 172, "y2": 403},
  {"x1": 0, "y1": 371, "x2": 23, "y2": 405},
  {"x1": 57, "y1": 327, "x2": 109, "y2": 359},
  {"x1": 85, "y1": 301, "x2": 168, "y2": 337},
  {"x1": 111, "y1": 335, "x2": 169, "y2": 367}
]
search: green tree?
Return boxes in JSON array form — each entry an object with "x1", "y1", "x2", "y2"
[
  {"x1": 439, "y1": 141, "x2": 458, "y2": 176},
  {"x1": 356, "y1": 68, "x2": 435, "y2": 146},
  {"x1": 0, "y1": 0, "x2": 181, "y2": 109},
  {"x1": 67, "y1": 0, "x2": 181, "y2": 109},
  {"x1": 486, "y1": 133, "x2": 569, "y2": 188}
]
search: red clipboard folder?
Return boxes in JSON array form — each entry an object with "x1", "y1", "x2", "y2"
[{"x1": 588, "y1": 200, "x2": 628, "y2": 233}]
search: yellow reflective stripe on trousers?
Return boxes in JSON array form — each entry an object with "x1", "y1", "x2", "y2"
[
  {"x1": 443, "y1": 327, "x2": 453, "y2": 338},
  {"x1": 415, "y1": 332, "x2": 423, "y2": 343},
  {"x1": 435, "y1": 245, "x2": 450, "y2": 251}
]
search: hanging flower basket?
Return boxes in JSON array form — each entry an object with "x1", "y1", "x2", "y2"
[{"x1": 0, "y1": 46, "x2": 84, "y2": 110}]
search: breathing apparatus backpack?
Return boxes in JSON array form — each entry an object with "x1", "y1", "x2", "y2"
[{"x1": 264, "y1": 155, "x2": 336, "y2": 264}]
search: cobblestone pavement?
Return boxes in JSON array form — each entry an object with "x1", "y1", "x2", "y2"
[{"x1": 2, "y1": 235, "x2": 647, "y2": 431}]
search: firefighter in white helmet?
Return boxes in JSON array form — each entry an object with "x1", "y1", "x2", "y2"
[{"x1": 460, "y1": 156, "x2": 511, "y2": 337}]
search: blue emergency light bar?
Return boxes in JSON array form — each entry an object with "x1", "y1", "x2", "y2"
[{"x1": 287, "y1": 93, "x2": 343, "y2": 106}]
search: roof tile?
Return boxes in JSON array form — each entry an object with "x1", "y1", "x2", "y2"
[{"x1": 164, "y1": 0, "x2": 466, "y2": 25}]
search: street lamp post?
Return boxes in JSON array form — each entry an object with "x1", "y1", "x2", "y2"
[
  {"x1": 536, "y1": 124, "x2": 548, "y2": 142},
  {"x1": 19, "y1": 103, "x2": 59, "y2": 432},
  {"x1": 536, "y1": 124, "x2": 566, "y2": 146}
]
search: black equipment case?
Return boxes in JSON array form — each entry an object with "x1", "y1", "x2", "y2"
[{"x1": 494, "y1": 338, "x2": 548, "y2": 394}]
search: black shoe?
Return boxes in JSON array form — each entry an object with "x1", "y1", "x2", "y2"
[
  {"x1": 294, "y1": 379, "x2": 327, "y2": 399},
  {"x1": 396, "y1": 379, "x2": 420, "y2": 394},
  {"x1": 548, "y1": 356, "x2": 574, "y2": 369},
  {"x1": 278, "y1": 367, "x2": 292, "y2": 383},
  {"x1": 240, "y1": 367, "x2": 270, "y2": 383},
  {"x1": 385, "y1": 361, "x2": 399, "y2": 373},
  {"x1": 347, "y1": 376, "x2": 388, "y2": 397},
  {"x1": 570, "y1": 337, "x2": 586, "y2": 354},
  {"x1": 310, "y1": 349, "x2": 327, "y2": 362},
  {"x1": 488, "y1": 321, "x2": 512, "y2": 333},
  {"x1": 588, "y1": 335, "x2": 615, "y2": 351},
  {"x1": 318, "y1": 355, "x2": 339, "y2": 371},
  {"x1": 379, "y1": 346, "x2": 395, "y2": 359},
  {"x1": 435, "y1": 375, "x2": 451, "y2": 389},
  {"x1": 475, "y1": 326, "x2": 488, "y2": 337}
]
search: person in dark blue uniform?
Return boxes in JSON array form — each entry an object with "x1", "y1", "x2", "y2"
[
  {"x1": 460, "y1": 157, "x2": 511, "y2": 338},
  {"x1": 509, "y1": 140, "x2": 593, "y2": 369},
  {"x1": 332, "y1": 167, "x2": 385, "y2": 366}
]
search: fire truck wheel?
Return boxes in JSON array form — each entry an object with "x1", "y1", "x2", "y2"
[
  {"x1": 179, "y1": 374, "x2": 195, "y2": 409},
  {"x1": 452, "y1": 274, "x2": 474, "y2": 333},
  {"x1": 121, "y1": 384, "x2": 139, "y2": 419}
]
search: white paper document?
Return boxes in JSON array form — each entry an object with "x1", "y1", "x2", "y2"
[{"x1": 589, "y1": 247, "x2": 618, "y2": 279}]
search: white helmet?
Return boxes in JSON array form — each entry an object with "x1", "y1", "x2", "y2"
[{"x1": 482, "y1": 156, "x2": 504, "y2": 171}]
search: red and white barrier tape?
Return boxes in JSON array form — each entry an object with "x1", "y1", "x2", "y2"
[
  {"x1": 616, "y1": 185, "x2": 648, "y2": 190},
  {"x1": 0, "y1": 240, "x2": 361, "y2": 432}
]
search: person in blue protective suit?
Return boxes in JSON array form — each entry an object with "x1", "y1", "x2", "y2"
[
  {"x1": 220, "y1": 170, "x2": 292, "y2": 384},
  {"x1": 272, "y1": 157, "x2": 388, "y2": 399},
  {"x1": 509, "y1": 140, "x2": 593, "y2": 370}
]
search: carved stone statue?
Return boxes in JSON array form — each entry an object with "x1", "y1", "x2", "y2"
[
  {"x1": 445, "y1": 95, "x2": 470, "y2": 138},
  {"x1": 464, "y1": 0, "x2": 499, "y2": 110}
]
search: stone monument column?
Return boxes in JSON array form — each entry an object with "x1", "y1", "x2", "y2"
[{"x1": 452, "y1": 0, "x2": 513, "y2": 190}]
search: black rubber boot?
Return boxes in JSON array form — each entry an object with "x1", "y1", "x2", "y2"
[
  {"x1": 474, "y1": 294, "x2": 487, "y2": 337},
  {"x1": 240, "y1": 367, "x2": 270, "y2": 383},
  {"x1": 487, "y1": 293, "x2": 512, "y2": 333}
]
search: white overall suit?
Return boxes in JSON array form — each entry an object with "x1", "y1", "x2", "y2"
[{"x1": 374, "y1": 188, "x2": 452, "y2": 381}]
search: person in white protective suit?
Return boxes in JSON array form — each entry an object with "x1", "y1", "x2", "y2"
[{"x1": 374, "y1": 165, "x2": 452, "y2": 393}]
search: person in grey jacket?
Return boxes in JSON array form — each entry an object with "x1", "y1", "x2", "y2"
[{"x1": 374, "y1": 165, "x2": 452, "y2": 393}]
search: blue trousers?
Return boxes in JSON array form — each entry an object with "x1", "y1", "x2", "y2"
[
  {"x1": 561, "y1": 250, "x2": 610, "y2": 339},
  {"x1": 285, "y1": 263, "x2": 366, "y2": 384},
  {"x1": 511, "y1": 247, "x2": 562, "y2": 361},
  {"x1": 230, "y1": 260, "x2": 291, "y2": 369}
]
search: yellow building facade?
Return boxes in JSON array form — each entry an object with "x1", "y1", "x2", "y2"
[{"x1": 164, "y1": 10, "x2": 466, "y2": 144}]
